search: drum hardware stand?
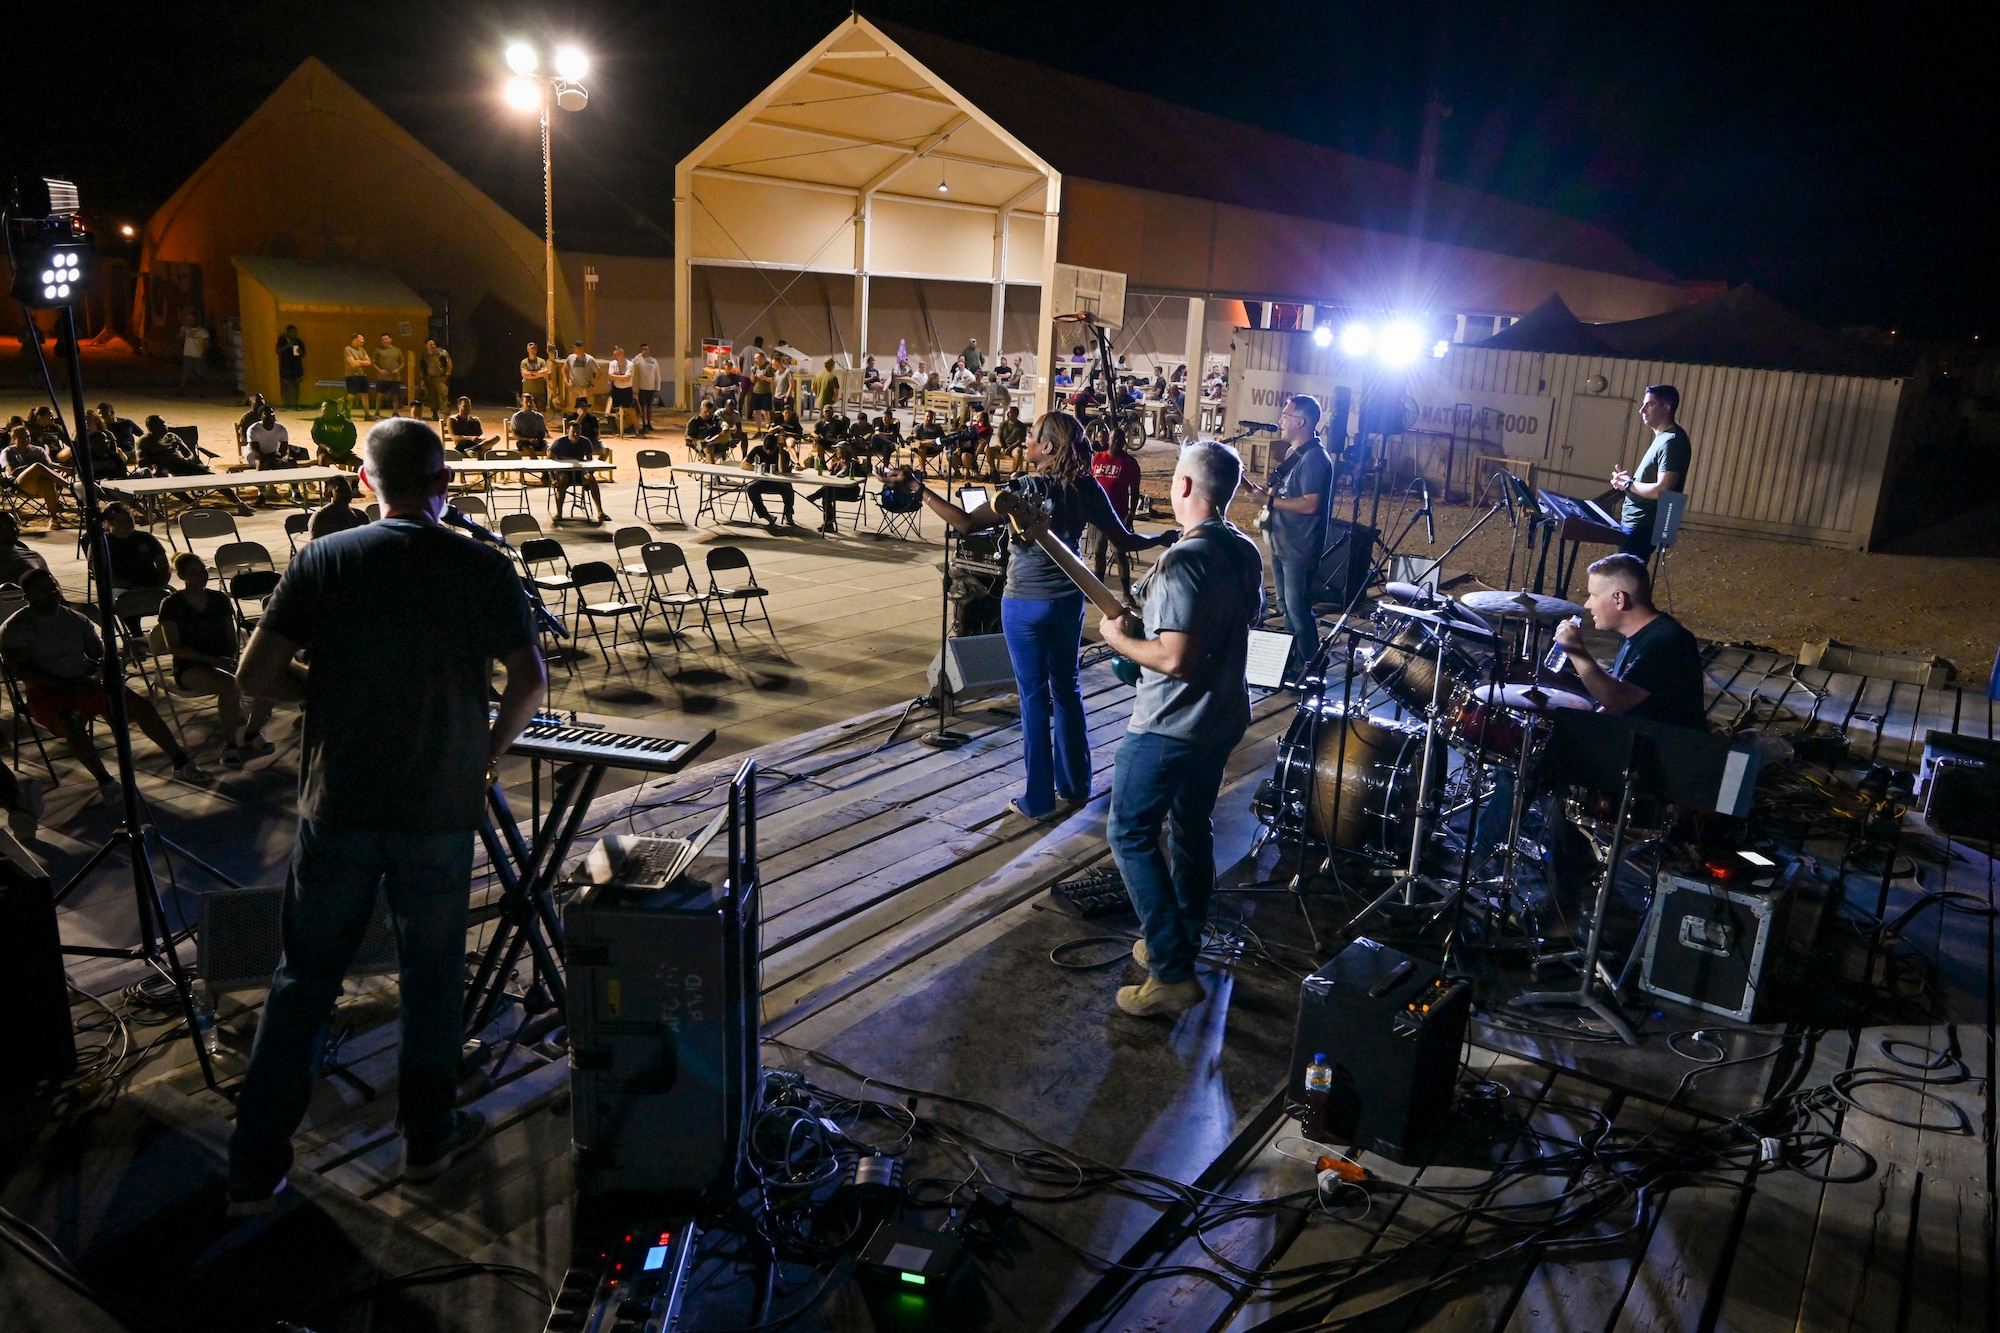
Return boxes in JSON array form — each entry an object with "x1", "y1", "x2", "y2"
[{"x1": 1510, "y1": 734, "x2": 1642, "y2": 1046}]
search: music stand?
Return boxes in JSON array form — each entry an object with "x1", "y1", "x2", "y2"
[{"x1": 1509, "y1": 712, "x2": 1757, "y2": 1045}]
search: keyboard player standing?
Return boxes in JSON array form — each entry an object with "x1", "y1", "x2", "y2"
[{"x1": 1611, "y1": 384, "x2": 1690, "y2": 562}]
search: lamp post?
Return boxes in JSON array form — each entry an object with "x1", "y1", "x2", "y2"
[{"x1": 505, "y1": 42, "x2": 589, "y2": 356}]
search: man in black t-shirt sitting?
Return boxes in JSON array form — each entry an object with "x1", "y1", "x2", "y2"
[{"x1": 1553, "y1": 553, "x2": 1705, "y2": 730}]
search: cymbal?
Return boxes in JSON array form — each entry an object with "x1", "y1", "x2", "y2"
[
  {"x1": 1469, "y1": 683, "x2": 1595, "y2": 713},
  {"x1": 1375, "y1": 602, "x2": 1497, "y2": 641},
  {"x1": 1459, "y1": 590, "x2": 1584, "y2": 621}
]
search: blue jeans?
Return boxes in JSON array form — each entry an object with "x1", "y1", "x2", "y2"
[
  {"x1": 1109, "y1": 731, "x2": 1233, "y2": 985},
  {"x1": 1001, "y1": 593, "x2": 1091, "y2": 818},
  {"x1": 1273, "y1": 554, "x2": 1317, "y2": 679},
  {"x1": 229, "y1": 821, "x2": 474, "y2": 1193}
]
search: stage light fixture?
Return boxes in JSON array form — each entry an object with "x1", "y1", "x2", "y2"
[
  {"x1": 1432, "y1": 340, "x2": 1450, "y2": 358},
  {"x1": 1312, "y1": 325, "x2": 1333, "y2": 348},
  {"x1": 506, "y1": 42, "x2": 537, "y2": 74},
  {"x1": 11, "y1": 232, "x2": 92, "y2": 309},
  {"x1": 555, "y1": 46, "x2": 588, "y2": 80},
  {"x1": 118, "y1": 223, "x2": 135, "y2": 238},
  {"x1": 505, "y1": 76, "x2": 540, "y2": 110},
  {"x1": 1338, "y1": 322, "x2": 1373, "y2": 357},
  {"x1": 1378, "y1": 319, "x2": 1424, "y2": 367}
]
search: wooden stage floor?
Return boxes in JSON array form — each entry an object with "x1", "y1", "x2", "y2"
[{"x1": 3, "y1": 538, "x2": 1995, "y2": 1328}]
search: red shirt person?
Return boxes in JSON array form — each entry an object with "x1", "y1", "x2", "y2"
[{"x1": 1089, "y1": 439, "x2": 1144, "y2": 596}]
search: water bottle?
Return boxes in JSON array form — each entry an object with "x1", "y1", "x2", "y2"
[
  {"x1": 1302, "y1": 1053, "x2": 1334, "y2": 1141},
  {"x1": 193, "y1": 979, "x2": 220, "y2": 1056}
]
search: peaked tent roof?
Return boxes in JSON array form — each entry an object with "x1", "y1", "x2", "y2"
[
  {"x1": 873, "y1": 20, "x2": 1674, "y2": 285},
  {"x1": 1477, "y1": 294, "x2": 1621, "y2": 356},
  {"x1": 1587, "y1": 285, "x2": 1901, "y2": 377},
  {"x1": 233, "y1": 256, "x2": 430, "y2": 313}
]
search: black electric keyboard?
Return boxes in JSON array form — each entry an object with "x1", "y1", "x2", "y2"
[
  {"x1": 504, "y1": 709, "x2": 714, "y2": 774},
  {"x1": 1536, "y1": 489, "x2": 1626, "y2": 544}
]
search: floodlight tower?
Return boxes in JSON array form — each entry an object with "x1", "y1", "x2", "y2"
[{"x1": 504, "y1": 42, "x2": 591, "y2": 355}]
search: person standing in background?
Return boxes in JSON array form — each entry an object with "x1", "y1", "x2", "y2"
[
  {"x1": 343, "y1": 334, "x2": 375, "y2": 420},
  {"x1": 605, "y1": 346, "x2": 635, "y2": 438},
  {"x1": 562, "y1": 341, "x2": 599, "y2": 413},
  {"x1": 520, "y1": 342, "x2": 552, "y2": 409},
  {"x1": 372, "y1": 334, "x2": 406, "y2": 418},
  {"x1": 420, "y1": 339, "x2": 453, "y2": 421},
  {"x1": 178, "y1": 319, "x2": 211, "y2": 397},
  {"x1": 1611, "y1": 384, "x2": 1691, "y2": 563},
  {"x1": 631, "y1": 343, "x2": 661, "y2": 435},
  {"x1": 276, "y1": 326, "x2": 306, "y2": 408}
]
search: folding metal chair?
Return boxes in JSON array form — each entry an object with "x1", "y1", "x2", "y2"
[
  {"x1": 228, "y1": 570, "x2": 282, "y2": 631},
  {"x1": 567, "y1": 561, "x2": 651, "y2": 666},
  {"x1": 283, "y1": 512, "x2": 310, "y2": 554},
  {"x1": 637, "y1": 542, "x2": 716, "y2": 648},
  {"x1": 0, "y1": 592, "x2": 57, "y2": 781},
  {"x1": 483, "y1": 450, "x2": 533, "y2": 516},
  {"x1": 634, "y1": 449, "x2": 684, "y2": 525},
  {"x1": 519, "y1": 537, "x2": 578, "y2": 614},
  {"x1": 498, "y1": 513, "x2": 542, "y2": 545},
  {"x1": 704, "y1": 545, "x2": 774, "y2": 646},
  {"x1": 175, "y1": 507, "x2": 241, "y2": 562},
  {"x1": 212, "y1": 540, "x2": 275, "y2": 579},
  {"x1": 611, "y1": 525, "x2": 654, "y2": 585}
]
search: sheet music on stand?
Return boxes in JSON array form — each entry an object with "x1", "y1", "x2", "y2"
[{"x1": 1246, "y1": 630, "x2": 1293, "y2": 690}]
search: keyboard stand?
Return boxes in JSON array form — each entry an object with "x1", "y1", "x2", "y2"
[{"x1": 463, "y1": 761, "x2": 608, "y2": 1039}]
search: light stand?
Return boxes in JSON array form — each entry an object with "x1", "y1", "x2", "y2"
[{"x1": 9, "y1": 184, "x2": 225, "y2": 1090}]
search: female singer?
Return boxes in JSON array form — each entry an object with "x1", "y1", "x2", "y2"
[{"x1": 909, "y1": 412, "x2": 1175, "y2": 819}]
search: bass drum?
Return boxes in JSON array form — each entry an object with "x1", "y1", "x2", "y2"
[{"x1": 1260, "y1": 706, "x2": 1431, "y2": 855}]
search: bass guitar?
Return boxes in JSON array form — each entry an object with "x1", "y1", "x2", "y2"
[{"x1": 991, "y1": 489, "x2": 1145, "y2": 686}]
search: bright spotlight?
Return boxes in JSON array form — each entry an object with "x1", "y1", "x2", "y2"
[
  {"x1": 1378, "y1": 320, "x2": 1425, "y2": 367},
  {"x1": 505, "y1": 42, "x2": 537, "y2": 74},
  {"x1": 1338, "y1": 323, "x2": 1373, "y2": 357},
  {"x1": 554, "y1": 46, "x2": 589, "y2": 81},
  {"x1": 1432, "y1": 340, "x2": 1450, "y2": 359},
  {"x1": 1312, "y1": 325, "x2": 1333, "y2": 348},
  {"x1": 119, "y1": 223, "x2": 135, "y2": 237},
  {"x1": 505, "y1": 77, "x2": 541, "y2": 110}
]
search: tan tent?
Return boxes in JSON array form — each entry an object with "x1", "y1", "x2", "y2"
[
  {"x1": 675, "y1": 15, "x2": 1702, "y2": 412},
  {"x1": 233, "y1": 257, "x2": 431, "y2": 404},
  {"x1": 139, "y1": 58, "x2": 577, "y2": 394}
]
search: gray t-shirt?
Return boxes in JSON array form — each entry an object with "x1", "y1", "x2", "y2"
[
  {"x1": 1001, "y1": 473, "x2": 1123, "y2": 601},
  {"x1": 264, "y1": 519, "x2": 536, "y2": 833},
  {"x1": 1265, "y1": 441, "x2": 1333, "y2": 566},
  {"x1": 1621, "y1": 425, "x2": 1692, "y2": 532},
  {"x1": 1, "y1": 604, "x2": 101, "y2": 679},
  {"x1": 1128, "y1": 518, "x2": 1265, "y2": 745}
]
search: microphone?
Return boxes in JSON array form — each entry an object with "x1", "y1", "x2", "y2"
[
  {"x1": 1499, "y1": 471, "x2": 1516, "y2": 525},
  {"x1": 443, "y1": 504, "x2": 508, "y2": 547},
  {"x1": 1419, "y1": 478, "x2": 1436, "y2": 543},
  {"x1": 1239, "y1": 421, "x2": 1279, "y2": 433}
]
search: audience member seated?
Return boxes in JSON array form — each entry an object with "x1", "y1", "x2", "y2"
[
  {"x1": 448, "y1": 397, "x2": 496, "y2": 454},
  {"x1": 80, "y1": 410, "x2": 132, "y2": 480},
  {"x1": 810, "y1": 409, "x2": 848, "y2": 468},
  {"x1": 159, "y1": 552, "x2": 273, "y2": 769},
  {"x1": 308, "y1": 475, "x2": 372, "y2": 540},
  {"x1": 742, "y1": 432, "x2": 797, "y2": 525},
  {"x1": 562, "y1": 396, "x2": 603, "y2": 449},
  {"x1": 550, "y1": 420, "x2": 610, "y2": 523},
  {"x1": 684, "y1": 400, "x2": 728, "y2": 463},
  {"x1": 508, "y1": 397, "x2": 551, "y2": 457},
  {"x1": 910, "y1": 410, "x2": 946, "y2": 472},
  {"x1": 811, "y1": 453, "x2": 868, "y2": 534},
  {"x1": 0, "y1": 512, "x2": 50, "y2": 585},
  {"x1": 988, "y1": 406, "x2": 1027, "y2": 478},
  {"x1": 103, "y1": 503, "x2": 171, "y2": 591},
  {"x1": 137, "y1": 415, "x2": 252, "y2": 514},
  {"x1": 96, "y1": 402, "x2": 143, "y2": 459},
  {"x1": 234, "y1": 394, "x2": 270, "y2": 459},
  {"x1": 1, "y1": 569, "x2": 210, "y2": 799},
  {"x1": 311, "y1": 401, "x2": 360, "y2": 468},
  {"x1": 2, "y1": 425, "x2": 73, "y2": 521}
]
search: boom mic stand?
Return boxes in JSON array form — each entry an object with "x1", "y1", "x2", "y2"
[
  {"x1": 20, "y1": 298, "x2": 225, "y2": 1092},
  {"x1": 878, "y1": 495, "x2": 974, "y2": 752}
]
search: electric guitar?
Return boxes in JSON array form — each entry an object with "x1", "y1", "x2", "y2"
[{"x1": 991, "y1": 489, "x2": 1146, "y2": 683}]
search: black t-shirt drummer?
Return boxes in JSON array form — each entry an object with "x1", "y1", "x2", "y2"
[{"x1": 1612, "y1": 613, "x2": 1705, "y2": 730}]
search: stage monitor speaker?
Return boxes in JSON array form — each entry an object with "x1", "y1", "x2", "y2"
[
  {"x1": 199, "y1": 884, "x2": 400, "y2": 993},
  {"x1": 1289, "y1": 938, "x2": 1469, "y2": 1162},
  {"x1": 928, "y1": 633, "x2": 1015, "y2": 699},
  {"x1": 0, "y1": 827, "x2": 75, "y2": 1089},
  {"x1": 1311, "y1": 519, "x2": 1377, "y2": 610},
  {"x1": 1919, "y1": 731, "x2": 2000, "y2": 845},
  {"x1": 565, "y1": 854, "x2": 759, "y2": 1198}
]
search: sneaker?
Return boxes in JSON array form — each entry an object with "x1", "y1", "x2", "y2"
[
  {"x1": 1006, "y1": 798, "x2": 1053, "y2": 822},
  {"x1": 226, "y1": 1176, "x2": 289, "y2": 1218},
  {"x1": 1131, "y1": 938, "x2": 1149, "y2": 968},
  {"x1": 220, "y1": 747, "x2": 245, "y2": 770},
  {"x1": 403, "y1": 1110, "x2": 489, "y2": 1183},
  {"x1": 174, "y1": 760, "x2": 216, "y2": 786},
  {"x1": 239, "y1": 733, "x2": 276, "y2": 758},
  {"x1": 96, "y1": 778, "x2": 122, "y2": 807},
  {"x1": 1115, "y1": 974, "x2": 1206, "y2": 1018}
]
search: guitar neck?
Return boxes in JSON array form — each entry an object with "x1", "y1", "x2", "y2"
[{"x1": 1023, "y1": 528, "x2": 1131, "y2": 620}]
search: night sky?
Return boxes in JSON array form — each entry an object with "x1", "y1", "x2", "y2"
[{"x1": 18, "y1": 1, "x2": 1996, "y2": 337}]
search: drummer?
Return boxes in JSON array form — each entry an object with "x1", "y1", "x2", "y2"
[{"x1": 1551, "y1": 554, "x2": 1705, "y2": 730}]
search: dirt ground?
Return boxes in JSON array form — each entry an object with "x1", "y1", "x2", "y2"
[{"x1": 1128, "y1": 449, "x2": 2000, "y2": 691}]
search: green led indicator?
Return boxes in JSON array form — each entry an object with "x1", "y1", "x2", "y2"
[{"x1": 900, "y1": 1271, "x2": 926, "y2": 1286}]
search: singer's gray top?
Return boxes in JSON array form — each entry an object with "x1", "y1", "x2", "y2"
[{"x1": 1266, "y1": 440, "x2": 1332, "y2": 566}]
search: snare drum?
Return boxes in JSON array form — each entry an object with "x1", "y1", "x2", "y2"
[{"x1": 1255, "y1": 704, "x2": 1433, "y2": 854}]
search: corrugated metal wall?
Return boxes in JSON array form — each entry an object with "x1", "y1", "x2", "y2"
[{"x1": 1226, "y1": 330, "x2": 1909, "y2": 550}]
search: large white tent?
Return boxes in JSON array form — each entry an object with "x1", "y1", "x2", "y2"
[{"x1": 675, "y1": 16, "x2": 1703, "y2": 413}]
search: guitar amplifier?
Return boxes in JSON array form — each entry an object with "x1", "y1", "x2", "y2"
[
  {"x1": 1289, "y1": 938, "x2": 1469, "y2": 1162},
  {"x1": 1311, "y1": 519, "x2": 1377, "y2": 611},
  {"x1": 1639, "y1": 871, "x2": 1794, "y2": 1022}
]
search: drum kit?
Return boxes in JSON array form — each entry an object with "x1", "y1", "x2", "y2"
[{"x1": 1254, "y1": 579, "x2": 1597, "y2": 952}]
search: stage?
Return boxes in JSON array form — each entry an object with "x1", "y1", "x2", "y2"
[{"x1": 3, "y1": 637, "x2": 1994, "y2": 1331}]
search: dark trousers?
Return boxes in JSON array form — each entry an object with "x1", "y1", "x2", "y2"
[
  {"x1": 746, "y1": 480, "x2": 794, "y2": 519},
  {"x1": 1109, "y1": 731, "x2": 1234, "y2": 984},
  {"x1": 1000, "y1": 593, "x2": 1090, "y2": 817},
  {"x1": 814, "y1": 484, "x2": 861, "y2": 526},
  {"x1": 228, "y1": 821, "x2": 473, "y2": 1193},
  {"x1": 1618, "y1": 522, "x2": 1654, "y2": 563}
]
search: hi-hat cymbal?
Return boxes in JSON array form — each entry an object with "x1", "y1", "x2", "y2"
[
  {"x1": 1469, "y1": 682, "x2": 1595, "y2": 713},
  {"x1": 1459, "y1": 590, "x2": 1584, "y2": 621}
]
